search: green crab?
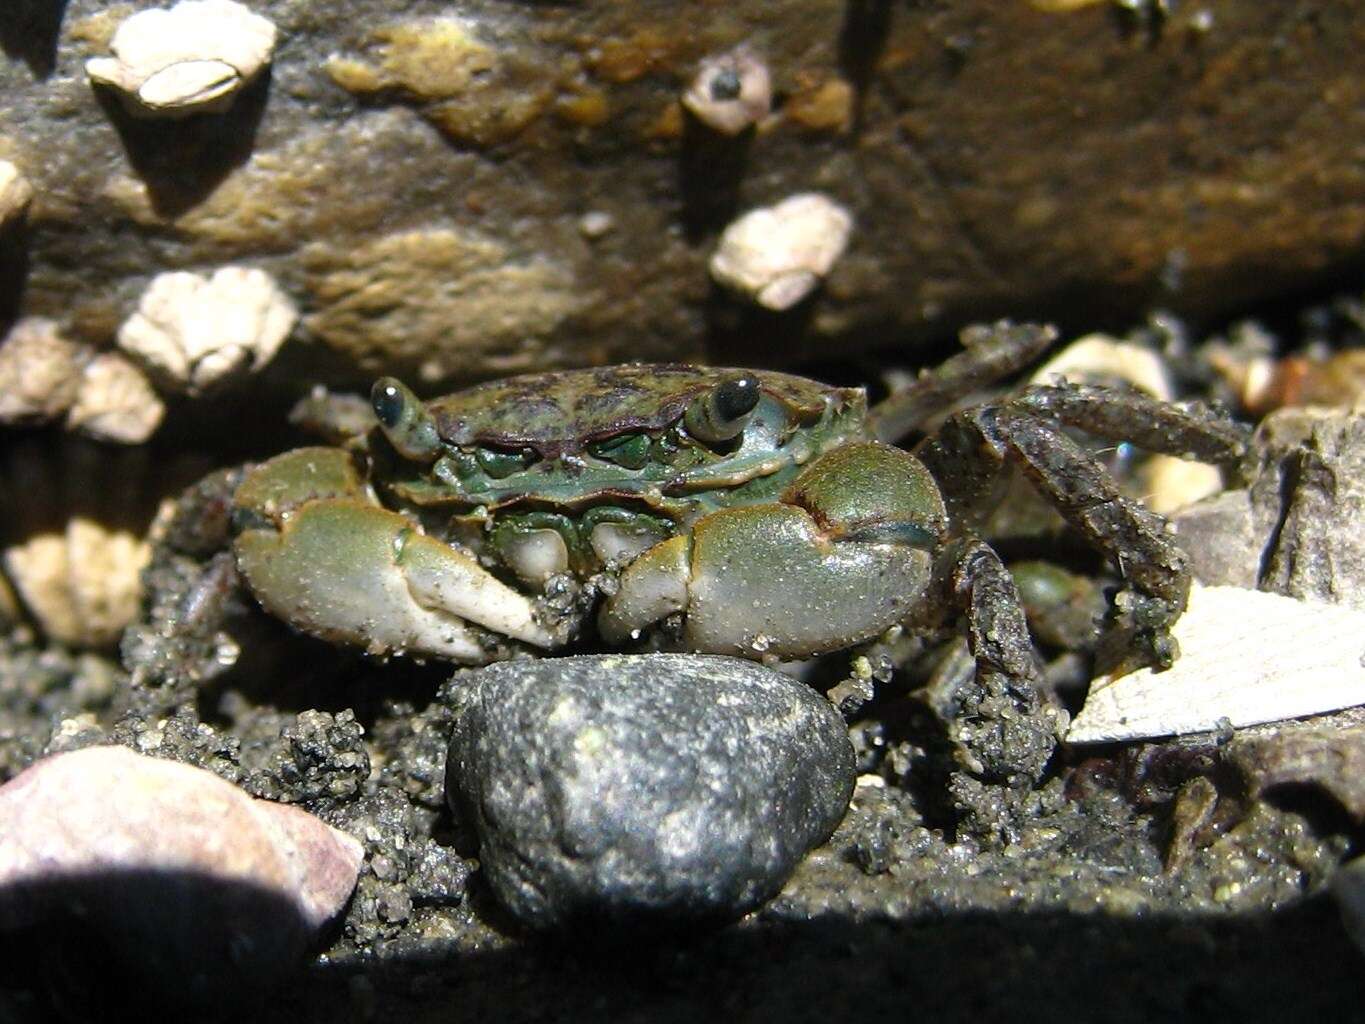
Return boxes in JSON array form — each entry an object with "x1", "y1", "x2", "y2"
[{"x1": 227, "y1": 322, "x2": 1251, "y2": 673}]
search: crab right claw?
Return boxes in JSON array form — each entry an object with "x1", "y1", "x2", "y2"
[
  {"x1": 599, "y1": 442, "x2": 949, "y2": 659},
  {"x1": 232, "y1": 447, "x2": 558, "y2": 662}
]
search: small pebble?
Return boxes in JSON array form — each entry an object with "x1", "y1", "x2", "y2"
[{"x1": 445, "y1": 653, "x2": 855, "y2": 933}]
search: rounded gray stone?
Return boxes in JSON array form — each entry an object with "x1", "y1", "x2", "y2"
[{"x1": 444, "y1": 653, "x2": 855, "y2": 933}]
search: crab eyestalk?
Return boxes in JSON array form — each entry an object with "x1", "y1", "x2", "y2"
[
  {"x1": 684, "y1": 375, "x2": 761, "y2": 444},
  {"x1": 372, "y1": 377, "x2": 441, "y2": 461}
]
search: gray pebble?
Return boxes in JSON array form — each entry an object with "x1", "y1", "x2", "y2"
[{"x1": 444, "y1": 653, "x2": 855, "y2": 933}]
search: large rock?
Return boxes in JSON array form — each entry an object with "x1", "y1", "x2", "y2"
[
  {"x1": 1, "y1": 2, "x2": 1362, "y2": 383},
  {"x1": 444, "y1": 653, "x2": 855, "y2": 933}
]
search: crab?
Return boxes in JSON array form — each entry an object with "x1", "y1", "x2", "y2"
[{"x1": 224, "y1": 322, "x2": 1251, "y2": 688}]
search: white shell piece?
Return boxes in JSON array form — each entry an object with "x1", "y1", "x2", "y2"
[
  {"x1": 85, "y1": 0, "x2": 277, "y2": 117},
  {"x1": 1068, "y1": 584, "x2": 1365, "y2": 743},
  {"x1": 117, "y1": 266, "x2": 297, "y2": 394},
  {"x1": 709, "y1": 193, "x2": 852, "y2": 311},
  {"x1": 0, "y1": 161, "x2": 33, "y2": 228}
]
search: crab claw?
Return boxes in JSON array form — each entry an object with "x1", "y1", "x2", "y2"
[
  {"x1": 599, "y1": 443, "x2": 947, "y2": 659},
  {"x1": 232, "y1": 448, "x2": 556, "y2": 662}
]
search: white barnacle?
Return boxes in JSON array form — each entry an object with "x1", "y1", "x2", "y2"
[
  {"x1": 85, "y1": 0, "x2": 278, "y2": 118},
  {"x1": 117, "y1": 266, "x2": 297, "y2": 394},
  {"x1": 66, "y1": 352, "x2": 166, "y2": 444},
  {"x1": 709, "y1": 193, "x2": 853, "y2": 311},
  {"x1": 0, "y1": 161, "x2": 33, "y2": 229},
  {"x1": 681, "y1": 47, "x2": 772, "y2": 136},
  {"x1": 0, "y1": 318, "x2": 86, "y2": 424},
  {"x1": 1, "y1": 517, "x2": 151, "y2": 648}
]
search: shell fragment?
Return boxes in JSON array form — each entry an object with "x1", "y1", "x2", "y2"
[{"x1": 1068, "y1": 584, "x2": 1365, "y2": 743}]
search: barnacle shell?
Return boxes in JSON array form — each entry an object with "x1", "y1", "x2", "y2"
[
  {"x1": 1, "y1": 518, "x2": 149, "y2": 649},
  {"x1": 681, "y1": 47, "x2": 772, "y2": 136},
  {"x1": 85, "y1": 0, "x2": 278, "y2": 118},
  {"x1": 710, "y1": 193, "x2": 852, "y2": 311},
  {"x1": 0, "y1": 318, "x2": 85, "y2": 425},
  {"x1": 0, "y1": 161, "x2": 33, "y2": 228},
  {"x1": 117, "y1": 266, "x2": 297, "y2": 394},
  {"x1": 0, "y1": 439, "x2": 205, "y2": 648},
  {"x1": 66, "y1": 351, "x2": 165, "y2": 444}
]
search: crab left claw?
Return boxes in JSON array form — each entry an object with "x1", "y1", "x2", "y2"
[
  {"x1": 232, "y1": 447, "x2": 558, "y2": 661},
  {"x1": 599, "y1": 443, "x2": 948, "y2": 658}
]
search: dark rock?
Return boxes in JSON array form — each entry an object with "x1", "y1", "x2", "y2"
[
  {"x1": 1333, "y1": 853, "x2": 1365, "y2": 956},
  {"x1": 4, "y1": 3, "x2": 1365, "y2": 397},
  {"x1": 1227, "y1": 716, "x2": 1365, "y2": 824},
  {"x1": 444, "y1": 653, "x2": 855, "y2": 933}
]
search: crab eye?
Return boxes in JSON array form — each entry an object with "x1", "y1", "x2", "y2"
[
  {"x1": 589, "y1": 433, "x2": 651, "y2": 470},
  {"x1": 684, "y1": 375, "x2": 761, "y2": 445},
  {"x1": 372, "y1": 377, "x2": 440, "y2": 461}
]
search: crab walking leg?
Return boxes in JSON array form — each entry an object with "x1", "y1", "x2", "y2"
[
  {"x1": 1009, "y1": 384, "x2": 1253, "y2": 478},
  {"x1": 232, "y1": 448, "x2": 554, "y2": 661},
  {"x1": 935, "y1": 538, "x2": 1054, "y2": 786},
  {"x1": 600, "y1": 443, "x2": 944, "y2": 659},
  {"x1": 867, "y1": 321, "x2": 1058, "y2": 444},
  {"x1": 921, "y1": 405, "x2": 1193, "y2": 671}
]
